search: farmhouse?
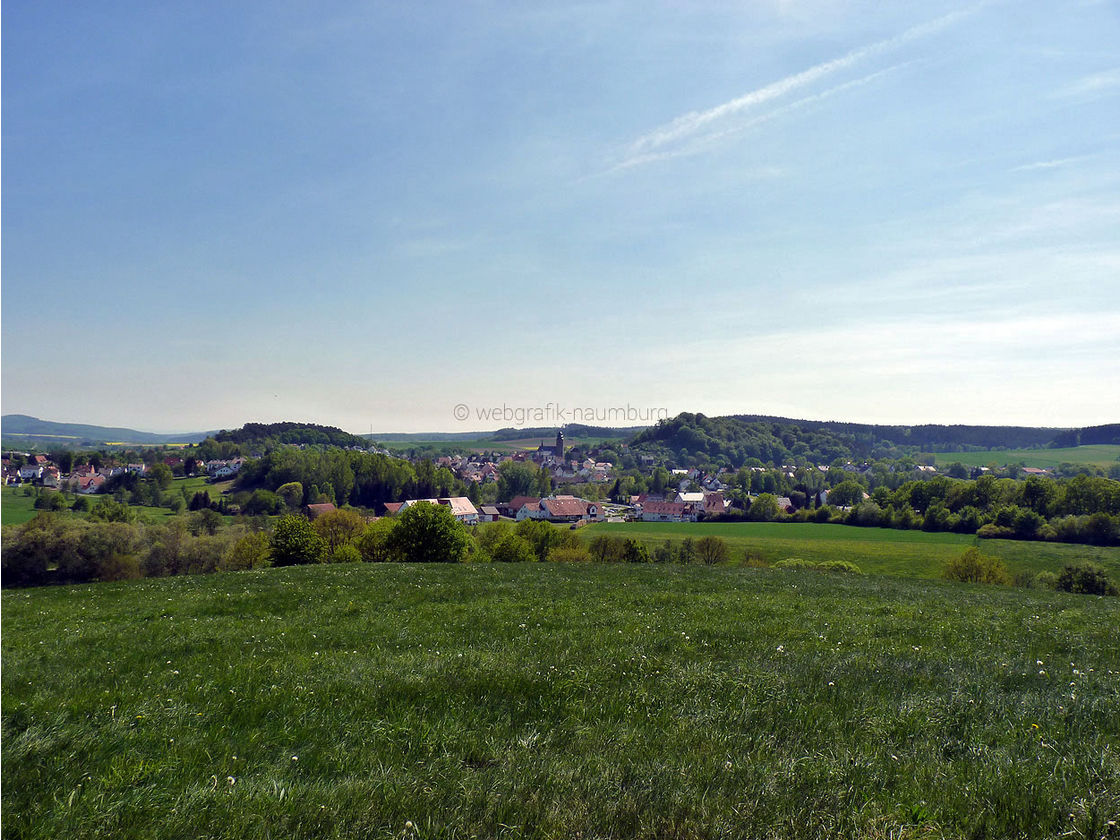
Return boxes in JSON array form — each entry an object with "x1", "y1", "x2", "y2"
[
  {"x1": 399, "y1": 497, "x2": 480, "y2": 526},
  {"x1": 537, "y1": 495, "x2": 600, "y2": 524},
  {"x1": 641, "y1": 501, "x2": 698, "y2": 523}
]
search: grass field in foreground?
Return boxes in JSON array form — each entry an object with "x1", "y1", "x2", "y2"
[
  {"x1": 929, "y1": 444, "x2": 1120, "y2": 470},
  {"x1": 582, "y1": 521, "x2": 1120, "y2": 580},
  {"x1": 3, "y1": 563, "x2": 1119, "y2": 839}
]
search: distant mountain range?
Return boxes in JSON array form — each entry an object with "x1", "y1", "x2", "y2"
[{"x1": 1, "y1": 415, "x2": 215, "y2": 446}]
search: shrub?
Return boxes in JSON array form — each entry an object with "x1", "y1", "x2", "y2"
[
  {"x1": 1055, "y1": 563, "x2": 1118, "y2": 596},
  {"x1": 942, "y1": 547, "x2": 1011, "y2": 585},
  {"x1": 742, "y1": 550, "x2": 770, "y2": 568},
  {"x1": 773, "y1": 558, "x2": 862, "y2": 574},
  {"x1": 330, "y1": 544, "x2": 363, "y2": 564},
  {"x1": 271, "y1": 514, "x2": 328, "y2": 566},
  {"x1": 1032, "y1": 571, "x2": 1059, "y2": 590},
  {"x1": 548, "y1": 545, "x2": 591, "y2": 563},
  {"x1": 490, "y1": 534, "x2": 536, "y2": 563},
  {"x1": 623, "y1": 538, "x2": 650, "y2": 563},
  {"x1": 356, "y1": 518, "x2": 398, "y2": 562},
  {"x1": 385, "y1": 502, "x2": 470, "y2": 563},
  {"x1": 312, "y1": 508, "x2": 366, "y2": 555},
  {"x1": 97, "y1": 552, "x2": 143, "y2": 582},
  {"x1": 695, "y1": 536, "x2": 730, "y2": 565},
  {"x1": 221, "y1": 530, "x2": 272, "y2": 571}
]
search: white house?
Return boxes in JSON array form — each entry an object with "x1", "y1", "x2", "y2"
[
  {"x1": 641, "y1": 501, "x2": 698, "y2": 523},
  {"x1": 400, "y1": 497, "x2": 480, "y2": 526}
]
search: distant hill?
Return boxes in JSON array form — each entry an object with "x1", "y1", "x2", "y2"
[
  {"x1": 629, "y1": 413, "x2": 1115, "y2": 468},
  {"x1": 211, "y1": 422, "x2": 370, "y2": 449},
  {"x1": 368, "y1": 424, "x2": 645, "y2": 445},
  {"x1": 1, "y1": 414, "x2": 212, "y2": 447}
]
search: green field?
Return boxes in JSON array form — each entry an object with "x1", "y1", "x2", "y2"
[
  {"x1": 1, "y1": 477, "x2": 234, "y2": 527},
  {"x1": 582, "y1": 521, "x2": 1120, "y2": 580},
  {"x1": 930, "y1": 444, "x2": 1120, "y2": 470},
  {"x1": 4, "y1": 563, "x2": 1119, "y2": 839}
]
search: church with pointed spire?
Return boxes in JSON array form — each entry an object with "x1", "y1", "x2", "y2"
[{"x1": 535, "y1": 430, "x2": 565, "y2": 462}]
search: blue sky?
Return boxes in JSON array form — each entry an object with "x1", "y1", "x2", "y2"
[{"x1": 3, "y1": 0, "x2": 1119, "y2": 433}]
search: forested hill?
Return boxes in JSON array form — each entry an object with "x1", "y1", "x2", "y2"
[
  {"x1": 730, "y1": 416, "x2": 1060, "y2": 451},
  {"x1": 211, "y1": 422, "x2": 371, "y2": 449},
  {"x1": 629, "y1": 413, "x2": 1108, "y2": 468}
]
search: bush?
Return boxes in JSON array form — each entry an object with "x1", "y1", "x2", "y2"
[
  {"x1": 220, "y1": 530, "x2": 272, "y2": 571},
  {"x1": 97, "y1": 552, "x2": 143, "y2": 582},
  {"x1": 1032, "y1": 571, "x2": 1059, "y2": 590},
  {"x1": 270, "y1": 514, "x2": 328, "y2": 566},
  {"x1": 491, "y1": 534, "x2": 536, "y2": 563},
  {"x1": 773, "y1": 558, "x2": 861, "y2": 574},
  {"x1": 356, "y1": 518, "x2": 398, "y2": 562},
  {"x1": 623, "y1": 538, "x2": 650, "y2": 563},
  {"x1": 1055, "y1": 563, "x2": 1118, "y2": 596},
  {"x1": 385, "y1": 502, "x2": 471, "y2": 563},
  {"x1": 695, "y1": 535, "x2": 730, "y2": 565},
  {"x1": 330, "y1": 544, "x2": 363, "y2": 564},
  {"x1": 742, "y1": 550, "x2": 770, "y2": 568},
  {"x1": 942, "y1": 547, "x2": 1011, "y2": 585},
  {"x1": 548, "y1": 545, "x2": 591, "y2": 563}
]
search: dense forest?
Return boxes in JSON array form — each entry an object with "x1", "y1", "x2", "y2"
[
  {"x1": 212, "y1": 422, "x2": 371, "y2": 449},
  {"x1": 630, "y1": 413, "x2": 1120, "y2": 468}
]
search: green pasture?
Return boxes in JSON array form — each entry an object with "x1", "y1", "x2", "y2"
[
  {"x1": 929, "y1": 444, "x2": 1120, "y2": 470},
  {"x1": 4, "y1": 563, "x2": 1118, "y2": 839},
  {"x1": 2, "y1": 477, "x2": 234, "y2": 527},
  {"x1": 582, "y1": 521, "x2": 1120, "y2": 580}
]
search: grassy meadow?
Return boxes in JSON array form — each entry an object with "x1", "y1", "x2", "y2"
[
  {"x1": 929, "y1": 444, "x2": 1120, "y2": 470},
  {"x1": 1, "y1": 477, "x2": 234, "y2": 527},
  {"x1": 582, "y1": 521, "x2": 1120, "y2": 580},
  {"x1": 4, "y1": 562, "x2": 1119, "y2": 839}
]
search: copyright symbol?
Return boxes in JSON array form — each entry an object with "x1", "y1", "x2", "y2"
[{"x1": 452, "y1": 403, "x2": 470, "y2": 421}]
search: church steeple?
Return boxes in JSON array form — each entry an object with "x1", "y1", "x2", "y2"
[{"x1": 555, "y1": 429, "x2": 564, "y2": 458}]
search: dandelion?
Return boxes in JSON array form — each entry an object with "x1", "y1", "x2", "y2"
[
  {"x1": 291, "y1": 755, "x2": 298, "y2": 762},
  {"x1": 227, "y1": 776, "x2": 236, "y2": 786}
]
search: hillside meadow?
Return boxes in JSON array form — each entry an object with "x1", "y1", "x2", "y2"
[
  {"x1": 928, "y1": 444, "x2": 1120, "y2": 470},
  {"x1": 581, "y1": 521, "x2": 1120, "y2": 580},
  {"x1": 3, "y1": 562, "x2": 1119, "y2": 839}
]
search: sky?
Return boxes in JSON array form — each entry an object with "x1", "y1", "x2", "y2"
[{"x1": 3, "y1": 0, "x2": 1119, "y2": 434}]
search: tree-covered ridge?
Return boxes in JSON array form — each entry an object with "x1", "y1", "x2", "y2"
[
  {"x1": 630, "y1": 413, "x2": 1116, "y2": 468},
  {"x1": 211, "y1": 422, "x2": 370, "y2": 449}
]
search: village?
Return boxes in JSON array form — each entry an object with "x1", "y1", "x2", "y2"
[{"x1": 5, "y1": 426, "x2": 1054, "y2": 530}]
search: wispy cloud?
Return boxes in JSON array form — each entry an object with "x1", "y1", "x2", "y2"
[
  {"x1": 603, "y1": 62, "x2": 910, "y2": 175},
  {"x1": 1011, "y1": 155, "x2": 1094, "y2": 172},
  {"x1": 615, "y1": 9, "x2": 974, "y2": 169},
  {"x1": 1056, "y1": 67, "x2": 1120, "y2": 99}
]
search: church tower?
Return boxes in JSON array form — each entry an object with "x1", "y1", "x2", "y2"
[{"x1": 554, "y1": 430, "x2": 565, "y2": 459}]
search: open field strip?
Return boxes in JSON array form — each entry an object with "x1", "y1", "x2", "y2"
[
  {"x1": 4, "y1": 562, "x2": 1119, "y2": 839},
  {"x1": 929, "y1": 444, "x2": 1120, "y2": 470},
  {"x1": 582, "y1": 521, "x2": 1120, "y2": 580}
]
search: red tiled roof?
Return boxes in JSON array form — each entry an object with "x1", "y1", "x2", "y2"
[
  {"x1": 643, "y1": 501, "x2": 687, "y2": 515},
  {"x1": 508, "y1": 495, "x2": 539, "y2": 511},
  {"x1": 541, "y1": 497, "x2": 590, "y2": 517},
  {"x1": 383, "y1": 502, "x2": 405, "y2": 515},
  {"x1": 306, "y1": 503, "x2": 337, "y2": 518}
]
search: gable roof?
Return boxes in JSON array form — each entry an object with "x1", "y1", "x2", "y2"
[
  {"x1": 541, "y1": 497, "x2": 591, "y2": 517},
  {"x1": 306, "y1": 503, "x2": 337, "y2": 518},
  {"x1": 643, "y1": 501, "x2": 688, "y2": 515}
]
